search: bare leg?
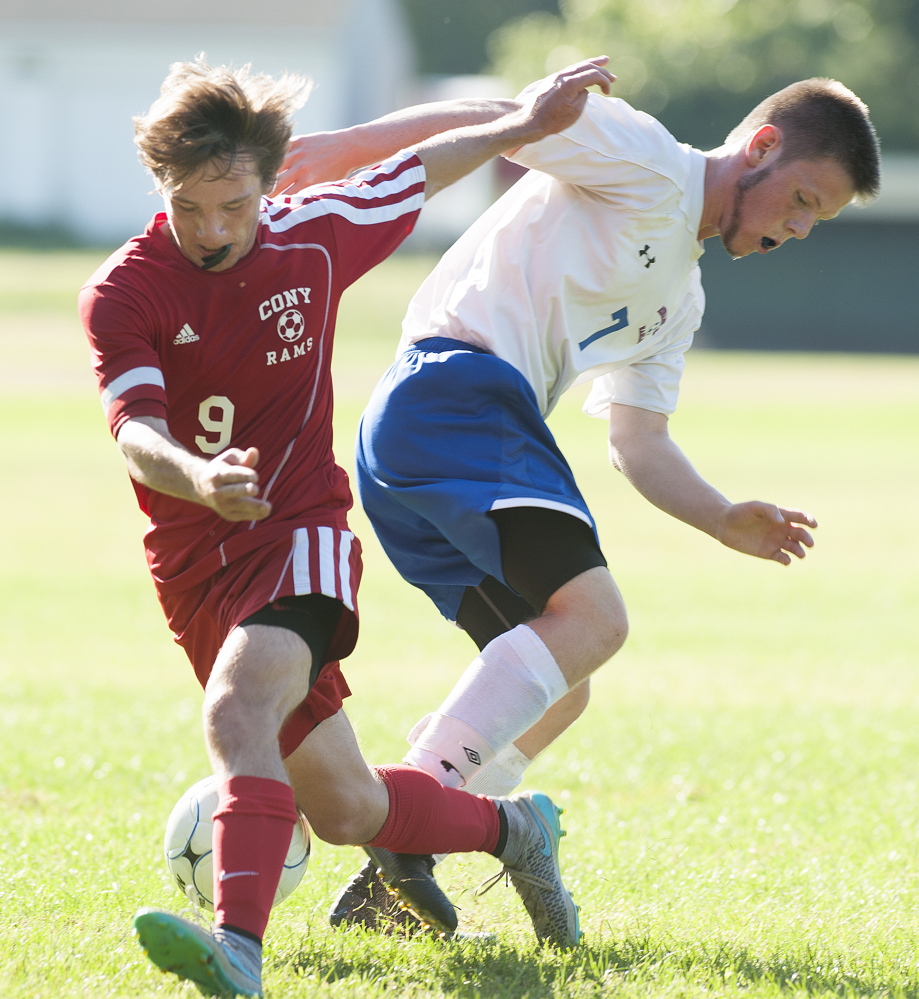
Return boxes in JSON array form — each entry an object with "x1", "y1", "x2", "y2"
[
  {"x1": 407, "y1": 567, "x2": 626, "y2": 784},
  {"x1": 284, "y1": 710, "x2": 389, "y2": 845},
  {"x1": 524, "y1": 567, "x2": 627, "y2": 687},
  {"x1": 513, "y1": 679, "x2": 590, "y2": 761},
  {"x1": 203, "y1": 623, "x2": 313, "y2": 783}
]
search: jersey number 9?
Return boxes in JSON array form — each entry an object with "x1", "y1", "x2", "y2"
[{"x1": 195, "y1": 395, "x2": 236, "y2": 454}]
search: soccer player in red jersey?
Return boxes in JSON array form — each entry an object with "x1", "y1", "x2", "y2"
[{"x1": 80, "y1": 57, "x2": 615, "y2": 995}]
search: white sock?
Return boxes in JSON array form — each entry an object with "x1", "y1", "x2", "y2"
[
  {"x1": 406, "y1": 720, "x2": 532, "y2": 798},
  {"x1": 404, "y1": 625, "x2": 566, "y2": 788},
  {"x1": 463, "y1": 742, "x2": 532, "y2": 797},
  {"x1": 405, "y1": 715, "x2": 490, "y2": 789},
  {"x1": 428, "y1": 743, "x2": 534, "y2": 866}
]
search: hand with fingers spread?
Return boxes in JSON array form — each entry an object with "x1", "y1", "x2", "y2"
[
  {"x1": 513, "y1": 56, "x2": 617, "y2": 144},
  {"x1": 414, "y1": 56, "x2": 616, "y2": 198},
  {"x1": 197, "y1": 447, "x2": 272, "y2": 522},
  {"x1": 716, "y1": 501, "x2": 817, "y2": 565},
  {"x1": 272, "y1": 132, "x2": 348, "y2": 196}
]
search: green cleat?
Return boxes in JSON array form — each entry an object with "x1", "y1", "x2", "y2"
[{"x1": 133, "y1": 907, "x2": 262, "y2": 997}]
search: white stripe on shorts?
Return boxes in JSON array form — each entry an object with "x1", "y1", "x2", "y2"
[
  {"x1": 338, "y1": 532, "x2": 354, "y2": 611},
  {"x1": 292, "y1": 527, "x2": 311, "y2": 594},
  {"x1": 317, "y1": 527, "x2": 336, "y2": 599},
  {"x1": 290, "y1": 526, "x2": 356, "y2": 610},
  {"x1": 489, "y1": 497, "x2": 594, "y2": 528}
]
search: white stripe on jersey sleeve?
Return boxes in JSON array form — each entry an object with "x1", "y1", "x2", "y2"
[
  {"x1": 265, "y1": 188, "x2": 425, "y2": 234},
  {"x1": 305, "y1": 160, "x2": 426, "y2": 203},
  {"x1": 100, "y1": 366, "x2": 165, "y2": 413},
  {"x1": 264, "y1": 158, "x2": 425, "y2": 235}
]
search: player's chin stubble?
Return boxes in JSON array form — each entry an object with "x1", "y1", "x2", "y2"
[{"x1": 720, "y1": 166, "x2": 774, "y2": 260}]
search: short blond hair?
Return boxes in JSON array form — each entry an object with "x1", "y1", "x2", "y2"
[{"x1": 134, "y1": 56, "x2": 311, "y2": 190}]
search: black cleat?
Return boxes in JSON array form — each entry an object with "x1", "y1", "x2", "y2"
[
  {"x1": 329, "y1": 859, "x2": 421, "y2": 932},
  {"x1": 363, "y1": 848, "x2": 458, "y2": 934}
]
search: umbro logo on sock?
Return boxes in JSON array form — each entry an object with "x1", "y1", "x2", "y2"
[
  {"x1": 174, "y1": 323, "x2": 200, "y2": 345},
  {"x1": 463, "y1": 747, "x2": 482, "y2": 766}
]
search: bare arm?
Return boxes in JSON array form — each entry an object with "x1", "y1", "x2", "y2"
[
  {"x1": 607, "y1": 403, "x2": 816, "y2": 565},
  {"x1": 413, "y1": 57, "x2": 615, "y2": 198},
  {"x1": 274, "y1": 57, "x2": 615, "y2": 199},
  {"x1": 117, "y1": 416, "x2": 271, "y2": 522},
  {"x1": 274, "y1": 98, "x2": 518, "y2": 194}
]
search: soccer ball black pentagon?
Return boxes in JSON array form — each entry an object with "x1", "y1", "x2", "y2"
[{"x1": 277, "y1": 309, "x2": 305, "y2": 342}]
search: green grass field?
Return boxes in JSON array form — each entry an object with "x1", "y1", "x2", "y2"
[{"x1": 1, "y1": 247, "x2": 918, "y2": 998}]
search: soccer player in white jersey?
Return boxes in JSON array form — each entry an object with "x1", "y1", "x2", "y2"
[
  {"x1": 81, "y1": 57, "x2": 619, "y2": 994},
  {"x1": 276, "y1": 72, "x2": 880, "y2": 927}
]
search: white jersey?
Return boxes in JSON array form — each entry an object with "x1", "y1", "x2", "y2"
[{"x1": 401, "y1": 94, "x2": 707, "y2": 418}]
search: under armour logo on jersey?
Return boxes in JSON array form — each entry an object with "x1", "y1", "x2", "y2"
[
  {"x1": 173, "y1": 323, "x2": 200, "y2": 345},
  {"x1": 463, "y1": 747, "x2": 482, "y2": 766},
  {"x1": 639, "y1": 244, "x2": 656, "y2": 268}
]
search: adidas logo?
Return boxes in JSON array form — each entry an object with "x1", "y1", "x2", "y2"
[{"x1": 173, "y1": 323, "x2": 200, "y2": 345}]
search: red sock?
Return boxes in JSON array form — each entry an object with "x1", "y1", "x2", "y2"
[
  {"x1": 212, "y1": 776, "x2": 298, "y2": 940},
  {"x1": 369, "y1": 764, "x2": 500, "y2": 854}
]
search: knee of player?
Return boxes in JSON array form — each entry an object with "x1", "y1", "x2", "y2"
[
  {"x1": 203, "y1": 690, "x2": 243, "y2": 747},
  {"x1": 598, "y1": 600, "x2": 628, "y2": 660},
  {"x1": 203, "y1": 688, "x2": 273, "y2": 760},
  {"x1": 308, "y1": 806, "x2": 380, "y2": 846}
]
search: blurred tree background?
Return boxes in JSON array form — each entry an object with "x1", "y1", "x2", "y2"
[
  {"x1": 400, "y1": 0, "x2": 560, "y2": 75},
  {"x1": 400, "y1": 0, "x2": 915, "y2": 151},
  {"x1": 485, "y1": 0, "x2": 915, "y2": 150}
]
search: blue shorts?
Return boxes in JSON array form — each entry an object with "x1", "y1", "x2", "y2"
[{"x1": 356, "y1": 338, "x2": 596, "y2": 622}]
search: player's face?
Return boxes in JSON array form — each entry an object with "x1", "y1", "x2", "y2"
[
  {"x1": 159, "y1": 159, "x2": 269, "y2": 272},
  {"x1": 719, "y1": 157, "x2": 855, "y2": 259}
]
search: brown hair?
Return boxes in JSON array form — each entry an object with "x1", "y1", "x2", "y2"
[
  {"x1": 134, "y1": 57, "x2": 311, "y2": 191},
  {"x1": 725, "y1": 79, "x2": 880, "y2": 203}
]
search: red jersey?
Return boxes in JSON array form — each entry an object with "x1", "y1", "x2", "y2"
[{"x1": 80, "y1": 151, "x2": 424, "y2": 585}]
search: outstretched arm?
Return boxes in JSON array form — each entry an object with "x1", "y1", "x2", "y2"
[
  {"x1": 412, "y1": 57, "x2": 615, "y2": 198},
  {"x1": 274, "y1": 98, "x2": 519, "y2": 193},
  {"x1": 274, "y1": 57, "x2": 615, "y2": 197},
  {"x1": 117, "y1": 416, "x2": 272, "y2": 522},
  {"x1": 607, "y1": 403, "x2": 816, "y2": 565}
]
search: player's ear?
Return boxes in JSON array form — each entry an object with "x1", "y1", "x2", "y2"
[{"x1": 744, "y1": 124, "x2": 783, "y2": 167}]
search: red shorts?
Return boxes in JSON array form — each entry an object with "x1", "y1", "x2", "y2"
[{"x1": 154, "y1": 525, "x2": 362, "y2": 757}]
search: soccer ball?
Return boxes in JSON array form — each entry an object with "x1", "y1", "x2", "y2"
[
  {"x1": 164, "y1": 774, "x2": 310, "y2": 911},
  {"x1": 276, "y1": 309, "x2": 305, "y2": 342}
]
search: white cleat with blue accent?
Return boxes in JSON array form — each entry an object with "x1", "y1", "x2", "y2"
[{"x1": 479, "y1": 791, "x2": 581, "y2": 948}]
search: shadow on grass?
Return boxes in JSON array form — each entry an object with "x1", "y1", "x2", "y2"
[{"x1": 277, "y1": 926, "x2": 919, "y2": 998}]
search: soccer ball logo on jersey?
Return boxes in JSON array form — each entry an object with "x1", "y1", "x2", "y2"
[
  {"x1": 277, "y1": 309, "x2": 305, "y2": 342},
  {"x1": 259, "y1": 287, "x2": 315, "y2": 365}
]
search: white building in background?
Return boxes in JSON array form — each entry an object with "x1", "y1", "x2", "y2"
[{"x1": 0, "y1": 0, "x2": 415, "y2": 243}]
